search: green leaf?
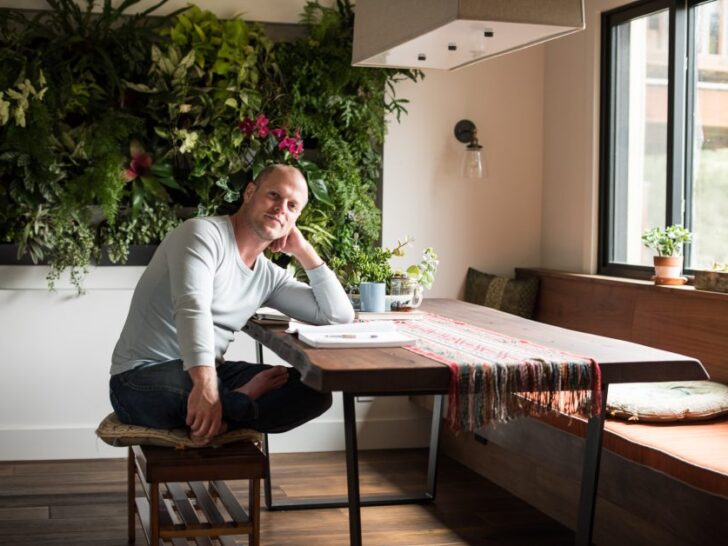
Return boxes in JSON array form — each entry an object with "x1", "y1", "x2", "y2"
[
  {"x1": 131, "y1": 186, "x2": 144, "y2": 217},
  {"x1": 158, "y1": 176, "x2": 182, "y2": 190},
  {"x1": 212, "y1": 60, "x2": 230, "y2": 75},
  {"x1": 140, "y1": 176, "x2": 168, "y2": 200},
  {"x1": 124, "y1": 82, "x2": 156, "y2": 93},
  {"x1": 153, "y1": 127, "x2": 170, "y2": 139},
  {"x1": 194, "y1": 23, "x2": 206, "y2": 42},
  {"x1": 308, "y1": 176, "x2": 332, "y2": 205},
  {"x1": 252, "y1": 160, "x2": 266, "y2": 179}
]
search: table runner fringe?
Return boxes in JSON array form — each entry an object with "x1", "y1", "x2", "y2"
[
  {"x1": 397, "y1": 313, "x2": 602, "y2": 432},
  {"x1": 446, "y1": 359, "x2": 602, "y2": 432}
]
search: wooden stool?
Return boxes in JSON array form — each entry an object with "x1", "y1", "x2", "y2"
[{"x1": 128, "y1": 440, "x2": 266, "y2": 545}]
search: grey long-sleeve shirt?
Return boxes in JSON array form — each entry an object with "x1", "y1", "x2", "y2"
[{"x1": 111, "y1": 215, "x2": 354, "y2": 375}]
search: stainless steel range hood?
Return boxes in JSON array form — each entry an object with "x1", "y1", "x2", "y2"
[{"x1": 352, "y1": 0, "x2": 585, "y2": 71}]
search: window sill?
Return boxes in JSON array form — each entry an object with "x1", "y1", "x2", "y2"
[{"x1": 516, "y1": 268, "x2": 728, "y2": 303}]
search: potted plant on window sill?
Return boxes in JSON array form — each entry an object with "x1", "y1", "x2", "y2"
[{"x1": 641, "y1": 225, "x2": 693, "y2": 286}]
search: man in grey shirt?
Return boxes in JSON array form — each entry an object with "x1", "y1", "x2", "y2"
[{"x1": 110, "y1": 164, "x2": 354, "y2": 444}]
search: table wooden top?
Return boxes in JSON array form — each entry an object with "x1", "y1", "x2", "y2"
[{"x1": 242, "y1": 299, "x2": 708, "y2": 394}]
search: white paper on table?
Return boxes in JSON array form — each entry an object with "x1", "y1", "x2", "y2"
[{"x1": 286, "y1": 321, "x2": 396, "y2": 335}]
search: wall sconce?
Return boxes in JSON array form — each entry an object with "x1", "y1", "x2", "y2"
[{"x1": 454, "y1": 119, "x2": 486, "y2": 179}]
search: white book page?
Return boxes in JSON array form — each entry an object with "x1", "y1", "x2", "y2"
[
  {"x1": 298, "y1": 329, "x2": 417, "y2": 348},
  {"x1": 286, "y1": 321, "x2": 396, "y2": 335}
]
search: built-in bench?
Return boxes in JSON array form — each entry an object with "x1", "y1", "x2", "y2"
[{"x1": 437, "y1": 268, "x2": 728, "y2": 546}]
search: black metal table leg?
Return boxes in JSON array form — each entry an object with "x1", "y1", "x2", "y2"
[
  {"x1": 262, "y1": 433, "x2": 273, "y2": 509},
  {"x1": 343, "y1": 393, "x2": 363, "y2": 546},
  {"x1": 256, "y1": 342, "x2": 275, "y2": 509},
  {"x1": 256, "y1": 342, "x2": 444, "y2": 512},
  {"x1": 426, "y1": 394, "x2": 444, "y2": 498},
  {"x1": 575, "y1": 385, "x2": 610, "y2": 546},
  {"x1": 255, "y1": 340, "x2": 264, "y2": 366}
]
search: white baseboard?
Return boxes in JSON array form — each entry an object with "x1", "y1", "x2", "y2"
[
  {"x1": 0, "y1": 416, "x2": 433, "y2": 461},
  {"x1": 0, "y1": 427, "x2": 123, "y2": 461}
]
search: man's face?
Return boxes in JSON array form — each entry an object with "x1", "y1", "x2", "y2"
[{"x1": 242, "y1": 168, "x2": 308, "y2": 242}]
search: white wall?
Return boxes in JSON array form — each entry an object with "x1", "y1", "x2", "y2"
[
  {"x1": 541, "y1": 0, "x2": 633, "y2": 272},
  {"x1": 384, "y1": 49, "x2": 545, "y2": 298},
  {"x1": 0, "y1": 0, "x2": 548, "y2": 459}
]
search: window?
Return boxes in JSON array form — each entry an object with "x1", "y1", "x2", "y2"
[{"x1": 599, "y1": 0, "x2": 728, "y2": 278}]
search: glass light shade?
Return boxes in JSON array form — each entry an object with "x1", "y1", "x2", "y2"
[{"x1": 462, "y1": 144, "x2": 485, "y2": 179}]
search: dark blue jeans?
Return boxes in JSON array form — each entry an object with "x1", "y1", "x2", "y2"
[{"x1": 109, "y1": 360, "x2": 332, "y2": 433}]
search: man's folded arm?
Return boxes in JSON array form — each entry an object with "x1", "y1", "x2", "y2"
[{"x1": 267, "y1": 263, "x2": 355, "y2": 325}]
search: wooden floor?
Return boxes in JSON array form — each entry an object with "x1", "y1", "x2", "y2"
[{"x1": 0, "y1": 449, "x2": 573, "y2": 545}]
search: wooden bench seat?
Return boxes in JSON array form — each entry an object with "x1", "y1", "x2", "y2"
[
  {"x1": 515, "y1": 267, "x2": 728, "y2": 496},
  {"x1": 537, "y1": 411, "x2": 728, "y2": 497}
]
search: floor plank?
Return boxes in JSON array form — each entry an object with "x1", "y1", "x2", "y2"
[
  {"x1": 0, "y1": 506, "x2": 49, "y2": 521},
  {"x1": 0, "y1": 449, "x2": 573, "y2": 545}
]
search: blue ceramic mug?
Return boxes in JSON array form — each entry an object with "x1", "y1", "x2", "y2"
[{"x1": 359, "y1": 282, "x2": 386, "y2": 313}]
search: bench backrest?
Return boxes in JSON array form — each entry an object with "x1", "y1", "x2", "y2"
[{"x1": 516, "y1": 268, "x2": 728, "y2": 384}]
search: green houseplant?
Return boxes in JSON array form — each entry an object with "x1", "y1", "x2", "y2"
[
  {"x1": 0, "y1": 0, "x2": 422, "y2": 293},
  {"x1": 641, "y1": 225, "x2": 693, "y2": 285},
  {"x1": 389, "y1": 246, "x2": 439, "y2": 310}
]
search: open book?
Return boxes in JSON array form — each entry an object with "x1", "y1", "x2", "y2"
[{"x1": 288, "y1": 321, "x2": 417, "y2": 349}]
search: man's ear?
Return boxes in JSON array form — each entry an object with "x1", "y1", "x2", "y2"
[{"x1": 243, "y1": 182, "x2": 257, "y2": 202}]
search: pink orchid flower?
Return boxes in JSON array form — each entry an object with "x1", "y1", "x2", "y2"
[
  {"x1": 271, "y1": 127, "x2": 286, "y2": 142},
  {"x1": 238, "y1": 117, "x2": 255, "y2": 135},
  {"x1": 278, "y1": 136, "x2": 294, "y2": 151},
  {"x1": 123, "y1": 144, "x2": 152, "y2": 181},
  {"x1": 255, "y1": 115, "x2": 269, "y2": 138}
]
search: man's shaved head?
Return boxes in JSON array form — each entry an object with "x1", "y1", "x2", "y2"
[{"x1": 252, "y1": 164, "x2": 308, "y2": 203}]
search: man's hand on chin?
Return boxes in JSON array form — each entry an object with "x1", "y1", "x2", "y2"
[
  {"x1": 186, "y1": 366, "x2": 223, "y2": 445},
  {"x1": 270, "y1": 226, "x2": 323, "y2": 270}
]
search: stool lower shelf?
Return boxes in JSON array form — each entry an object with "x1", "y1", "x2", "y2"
[{"x1": 129, "y1": 442, "x2": 265, "y2": 545}]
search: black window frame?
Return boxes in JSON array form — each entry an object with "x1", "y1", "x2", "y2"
[{"x1": 598, "y1": 0, "x2": 713, "y2": 279}]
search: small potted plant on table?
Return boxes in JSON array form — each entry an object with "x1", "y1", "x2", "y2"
[
  {"x1": 390, "y1": 247, "x2": 439, "y2": 310},
  {"x1": 641, "y1": 225, "x2": 693, "y2": 285}
]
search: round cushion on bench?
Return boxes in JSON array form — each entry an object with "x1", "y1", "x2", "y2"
[
  {"x1": 607, "y1": 381, "x2": 728, "y2": 422},
  {"x1": 95, "y1": 413, "x2": 262, "y2": 449}
]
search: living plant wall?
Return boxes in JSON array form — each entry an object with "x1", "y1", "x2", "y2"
[{"x1": 0, "y1": 0, "x2": 421, "y2": 291}]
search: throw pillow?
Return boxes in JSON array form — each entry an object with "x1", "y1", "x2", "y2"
[
  {"x1": 464, "y1": 267, "x2": 540, "y2": 319},
  {"x1": 95, "y1": 413, "x2": 262, "y2": 449},
  {"x1": 607, "y1": 381, "x2": 728, "y2": 422}
]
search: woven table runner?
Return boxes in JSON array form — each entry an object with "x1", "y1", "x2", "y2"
[{"x1": 395, "y1": 312, "x2": 602, "y2": 432}]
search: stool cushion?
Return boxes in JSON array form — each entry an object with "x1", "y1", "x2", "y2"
[
  {"x1": 607, "y1": 381, "x2": 728, "y2": 422},
  {"x1": 96, "y1": 413, "x2": 262, "y2": 448}
]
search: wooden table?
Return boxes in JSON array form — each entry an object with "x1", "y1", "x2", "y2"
[{"x1": 243, "y1": 299, "x2": 708, "y2": 546}]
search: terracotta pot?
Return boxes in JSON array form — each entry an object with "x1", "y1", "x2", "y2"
[{"x1": 653, "y1": 255, "x2": 684, "y2": 285}]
